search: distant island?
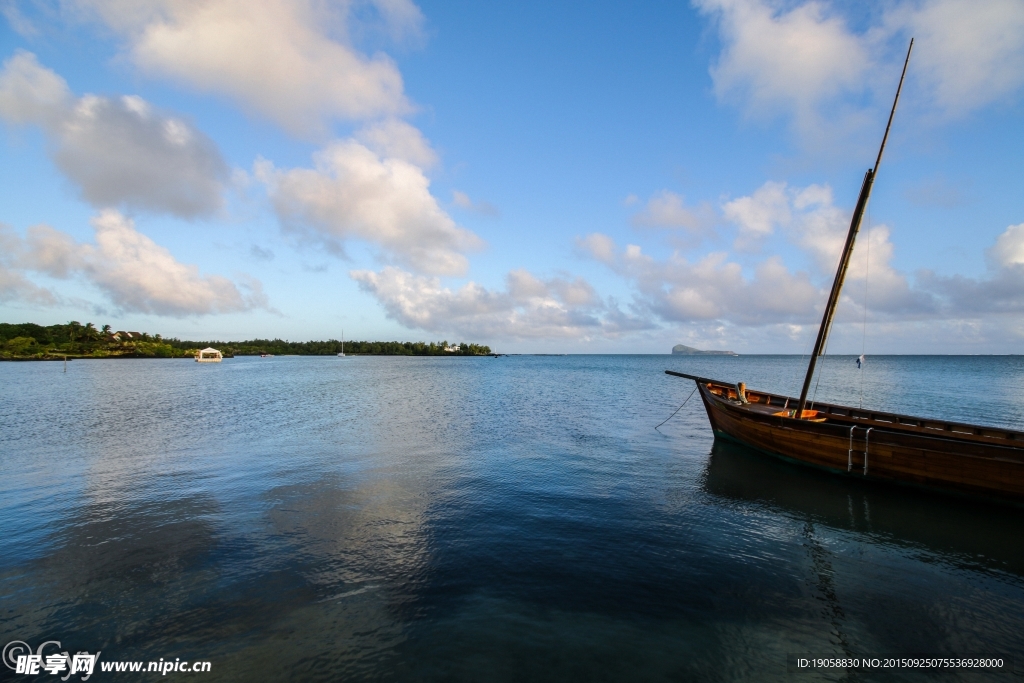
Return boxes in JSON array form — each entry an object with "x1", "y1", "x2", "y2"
[
  {"x1": 0, "y1": 322, "x2": 492, "y2": 360},
  {"x1": 671, "y1": 344, "x2": 738, "y2": 356}
]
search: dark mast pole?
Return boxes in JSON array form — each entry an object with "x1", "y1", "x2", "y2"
[{"x1": 795, "y1": 38, "x2": 913, "y2": 418}]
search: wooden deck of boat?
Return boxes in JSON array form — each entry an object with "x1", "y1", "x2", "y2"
[{"x1": 666, "y1": 370, "x2": 1024, "y2": 504}]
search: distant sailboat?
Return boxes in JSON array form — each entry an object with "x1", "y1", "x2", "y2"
[{"x1": 337, "y1": 330, "x2": 345, "y2": 357}]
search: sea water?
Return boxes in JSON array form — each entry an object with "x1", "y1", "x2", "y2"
[{"x1": 2, "y1": 355, "x2": 1023, "y2": 682}]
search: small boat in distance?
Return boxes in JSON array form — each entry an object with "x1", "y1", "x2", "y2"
[
  {"x1": 665, "y1": 40, "x2": 1024, "y2": 505},
  {"x1": 338, "y1": 330, "x2": 345, "y2": 357}
]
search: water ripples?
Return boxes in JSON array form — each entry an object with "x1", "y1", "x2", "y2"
[{"x1": 2, "y1": 355, "x2": 1024, "y2": 681}]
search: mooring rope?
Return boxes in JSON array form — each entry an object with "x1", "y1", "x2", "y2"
[{"x1": 655, "y1": 384, "x2": 699, "y2": 431}]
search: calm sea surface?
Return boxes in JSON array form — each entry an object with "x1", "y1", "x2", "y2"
[{"x1": 3, "y1": 355, "x2": 1024, "y2": 682}]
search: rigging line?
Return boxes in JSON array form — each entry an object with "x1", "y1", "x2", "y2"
[
  {"x1": 860, "y1": 203, "x2": 872, "y2": 409},
  {"x1": 655, "y1": 384, "x2": 699, "y2": 431},
  {"x1": 811, "y1": 331, "x2": 830, "y2": 408},
  {"x1": 797, "y1": 344, "x2": 809, "y2": 396},
  {"x1": 811, "y1": 284, "x2": 840, "y2": 409},
  {"x1": 809, "y1": 215, "x2": 850, "y2": 406},
  {"x1": 796, "y1": 329, "x2": 816, "y2": 397}
]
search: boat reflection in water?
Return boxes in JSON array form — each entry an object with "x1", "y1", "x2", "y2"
[{"x1": 702, "y1": 438, "x2": 1024, "y2": 577}]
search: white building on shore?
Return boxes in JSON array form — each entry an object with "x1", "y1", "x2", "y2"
[{"x1": 195, "y1": 347, "x2": 223, "y2": 363}]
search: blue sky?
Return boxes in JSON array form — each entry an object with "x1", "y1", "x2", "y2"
[{"x1": 1, "y1": 0, "x2": 1023, "y2": 353}]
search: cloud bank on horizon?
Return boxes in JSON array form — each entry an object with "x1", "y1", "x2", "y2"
[{"x1": 1, "y1": 0, "x2": 1023, "y2": 352}]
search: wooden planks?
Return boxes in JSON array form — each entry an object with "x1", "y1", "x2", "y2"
[{"x1": 681, "y1": 376, "x2": 1024, "y2": 503}]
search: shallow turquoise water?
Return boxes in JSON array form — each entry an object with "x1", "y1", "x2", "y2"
[{"x1": 2, "y1": 355, "x2": 1023, "y2": 681}]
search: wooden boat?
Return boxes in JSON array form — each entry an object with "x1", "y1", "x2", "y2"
[
  {"x1": 666, "y1": 370, "x2": 1024, "y2": 503},
  {"x1": 665, "y1": 41, "x2": 1024, "y2": 505}
]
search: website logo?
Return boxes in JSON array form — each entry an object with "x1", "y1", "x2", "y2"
[
  {"x1": 4, "y1": 640, "x2": 212, "y2": 677},
  {"x1": 3, "y1": 641, "x2": 99, "y2": 680}
]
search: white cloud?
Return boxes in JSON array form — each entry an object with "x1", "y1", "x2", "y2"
[
  {"x1": 725, "y1": 180, "x2": 932, "y2": 315},
  {"x1": 0, "y1": 52, "x2": 229, "y2": 218},
  {"x1": 918, "y1": 222, "x2": 1024, "y2": 317},
  {"x1": 73, "y1": 0, "x2": 413, "y2": 136},
  {"x1": 365, "y1": 0, "x2": 426, "y2": 43},
  {"x1": 14, "y1": 210, "x2": 268, "y2": 316},
  {"x1": 0, "y1": 223, "x2": 58, "y2": 305},
  {"x1": 355, "y1": 118, "x2": 438, "y2": 168},
  {"x1": 577, "y1": 233, "x2": 617, "y2": 266},
  {"x1": 717, "y1": 181, "x2": 844, "y2": 269},
  {"x1": 580, "y1": 182, "x2": 1024, "y2": 339},
  {"x1": 53, "y1": 95, "x2": 229, "y2": 217},
  {"x1": 0, "y1": 1, "x2": 38, "y2": 37},
  {"x1": 88, "y1": 210, "x2": 268, "y2": 315},
  {"x1": 843, "y1": 224, "x2": 935, "y2": 316},
  {"x1": 696, "y1": 0, "x2": 873, "y2": 142},
  {"x1": 781, "y1": 182, "x2": 847, "y2": 271},
  {"x1": 631, "y1": 190, "x2": 709, "y2": 233},
  {"x1": 896, "y1": 0, "x2": 1024, "y2": 115},
  {"x1": 987, "y1": 222, "x2": 1024, "y2": 269},
  {"x1": 0, "y1": 50, "x2": 70, "y2": 124},
  {"x1": 580, "y1": 235, "x2": 820, "y2": 325},
  {"x1": 451, "y1": 190, "x2": 500, "y2": 217},
  {"x1": 0, "y1": 263, "x2": 58, "y2": 305},
  {"x1": 920, "y1": 269, "x2": 1024, "y2": 317},
  {"x1": 579, "y1": 179, "x2": 939, "y2": 328},
  {"x1": 722, "y1": 180, "x2": 789, "y2": 248},
  {"x1": 258, "y1": 140, "x2": 483, "y2": 276},
  {"x1": 451, "y1": 190, "x2": 472, "y2": 209},
  {"x1": 21, "y1": 223, "x2": 85, "y2": 278},
  {"x1": 352, "y1": 266, "x2": 652, "y2": 340},
  {"x1": 697, "y1": 0, "x2": 1024, "y2": 143}
]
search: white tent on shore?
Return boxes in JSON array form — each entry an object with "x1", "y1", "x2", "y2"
[{"x1": 195, "y1": 347, "x2": 223, "y2": 363}]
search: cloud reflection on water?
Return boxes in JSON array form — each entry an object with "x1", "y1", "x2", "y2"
[{"x1": 3, "y1": 356, "x2": 1024, "y2": 681}]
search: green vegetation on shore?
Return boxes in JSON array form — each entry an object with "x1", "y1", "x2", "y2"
[{"x1": 1, "y1": 322, "x2": 492, "y2": 360}]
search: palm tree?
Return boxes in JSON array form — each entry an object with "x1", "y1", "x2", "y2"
[{"x1": 66, "y1": 321, "x2": 82, "y2": 345}]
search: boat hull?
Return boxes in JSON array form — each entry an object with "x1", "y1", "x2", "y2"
[{"x1": 668, "y1": 371, "x2": 1024, "y2": 505}]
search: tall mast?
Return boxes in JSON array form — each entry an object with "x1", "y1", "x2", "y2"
[{"x1": 795, "y1": 39, "x2": 913, "y2": 418}]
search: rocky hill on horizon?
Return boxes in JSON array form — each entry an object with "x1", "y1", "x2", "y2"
[{"x1": 671, "y1": 344, "x2": 738, "y2": 356}]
